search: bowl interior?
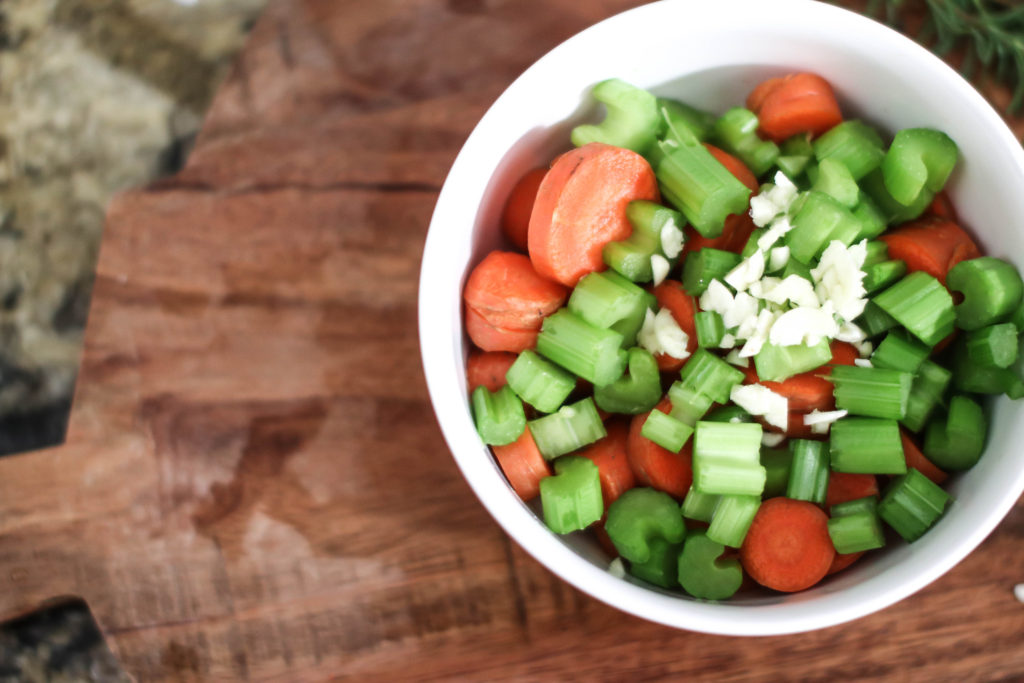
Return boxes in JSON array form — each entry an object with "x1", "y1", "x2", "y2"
[{"x1": 420, "y1": 0, "x2": 1024, "y2": 634}]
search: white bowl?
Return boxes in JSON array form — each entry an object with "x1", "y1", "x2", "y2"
[{"x1": 418, "y1": 0, "x2": 1024, "y2": 635}]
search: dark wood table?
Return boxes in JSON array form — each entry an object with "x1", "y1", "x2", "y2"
[{"x1": 0, "y1": 1, "x2": 1021, "y2": 680}]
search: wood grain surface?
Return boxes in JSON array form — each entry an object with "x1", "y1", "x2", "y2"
[{"x1": 0, "y1": 1, "x2": 1021, "y2": 680}]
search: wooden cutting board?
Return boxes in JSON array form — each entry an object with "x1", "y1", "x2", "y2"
[{"x1": 0, "y1": 1, "x2": 1021, "y2": 680}]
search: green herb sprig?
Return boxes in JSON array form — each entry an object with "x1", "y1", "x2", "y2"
[{"x1": 862, "y1": 0, "x2": 1024, "y2": 112}]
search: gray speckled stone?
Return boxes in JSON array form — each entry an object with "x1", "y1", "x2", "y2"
[{"x1": 0, "y1": 0, "x2": 263, "y2": 423}]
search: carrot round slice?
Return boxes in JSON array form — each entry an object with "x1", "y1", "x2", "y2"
[
  {"x1": 528, "y1": 142, "x2": 659, "y2": 286},
  {"x1": 491, "y1": 428, "x2": 552, "y2": 502},
  {"x1": 464, "y1": 250, "x2": 568, "y2": 330},
  {"x1": 748, "y1": 73, "x2": 843, "y2": 142},
  {"x1": 827, "y1": 551, "x2": 865, "y2": 576},
  {"x1": 740, "y1": 497, "x2": 836, "y2": 592},
  {"x1": 927, "y1": 190, "x2": 958, "y2": 222},
  {"x1": 626, "y1": 397, "x2": 693, "y2": 498},
  {"x1": 465, "y1": 306, "x2": 538, "y2": 353},
  {"x1": 577, "y1": 419, "x2": 636, "y2": 506},
  {"x1": 466, "y1": 350, "x2": 517, "y2": 392},
  {"x1": 825, "y1": 472, "x2": 879, "y2": 507},
  {"x1": 502, "y1": 167, "x2": 547, "y2": 252},
  {"x1": 879, "y1": 216, "x2": 981, "y2": 286},
  {"x1": 651, "y1": 280, "x2": 698, "y2": 372},
  {"x1": 900, "y1": 428, "x2": 948, "y2": 485},
  {"x1": 705, "y1": 143, "x2": 759, "y2": 192}
]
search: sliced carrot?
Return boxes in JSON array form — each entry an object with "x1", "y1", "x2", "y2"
[
  {"x1": 577, "y1": 419, "x2": 636, "y2": 506},
  {"x1": 528, "y1": 142, "x2": 659, "y2": 286},
  {"x1": 879, "y1": 216, "x2": 981, "y2": 286},
  {"x1": 783, "y1": 412, "x2": 818, "y2": 439},
  {"x1": 900, "y1": 428, "x2": 948, "y2": 485},
  {"x1": 627, "y1": 397, "x2": 693, "y2": 499},
  {"x1": 465, "y1": 306, "x2": 538, "y2": 353},
  {"x1": 705, "y1": 144, "x2": 760, "y2": 193},
  {"x1": 739, "y1": 341, "x2": 857, "y2": 413},
  {"x1": 740, "y1": 497, "x2": 836, "y2": 592},
  {"x1": 825, "y1": 472, "x2": 879, "y2": 507},
  {"x1": 928, "y1": 190, "x2": 958, "y2": 222},
  {"x1": 466, "y1": 350, "x2": 517, "y2": 392},
  {"x1": 827, "y1": 551, "x2": 865, "y2": 576},
  {"x1": 502, "y1": 167, "x2": 547, "y2": 252},
  {"x1": 651, "y1": 280, "x2": 699, "y2": 372},
  {"x1": 747, "y1": 73, "x2": 843, "y2": 142},
  {"x1": 464, "y1": 250, "x2": 568, "y2": 331},
  {"x1": 491, "y1": 428, "x2": 552, "y2": 502}
]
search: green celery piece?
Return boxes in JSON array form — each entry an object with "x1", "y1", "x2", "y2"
[
  {"x1": 536, "y1": 309, "x2": 628, "y2": 387},
  {"x1": 946, "y1": 257, "x2": 1024, "y2": 331},
  {"x1": 569, "y1": 270, "x2": 654, "y2": 347},
  {"x1": 604, "y1": 201, "x2": 685, "y2": 283},
  {"x1": 528, "y1": 397, "x2": 607, "y2": 460},
  {"x1": 605, "y1": 488, "x2": 686, "y2": 563},
  {"x1": 829, "y1": 417, "x2": 907, "y2": 474},
  {"x1": 881, "y1": 128, "x2": 958, "y2": 206},
  {"x1": 505, "y1": 350, "x2": 576, "y2": 414},
  {"x1": 965, "y1": 323, "x2": 1019, "y2": 369},
  {"x1": 628, "y1": 536, "x2": 683, "y2": 588},
  {"x1": 923, "y1": 395, "x2": 987, "y2": 471},
  {"x1": 830, "y1": 365, "x2": 913, "y2": 420},
  {"x1": 851, "y1": 191, "x2": 888, "y2": 241},
  {"x1": 656, "y1": 140, "x2": 752, "y2": 238},
  {"x1": 658, "y1": 97, "x2": 716, "y2": 142},
  {"x1": 871, "y1": 330, "x2": 929, "y2": 373},
  {"x1": 712, "y1": 107, "x2": 780, "y2": 177},
  {"x1": 828, "y1": 509, "x2": 885, "y2": 554},
  {"x1": 572, "y1": 79, "x2": 661, "y2": 155},
  {"x1": 703, "y1": 405, "x2": 753, "y2": 424},
  {"x1": 641, "y1": 410, "x2": 694, "y2": 453},
  {"x1": 860, "y1": 167, "x2": 934, "y2": 225},
  {"x1": 786, "y1": 439, "x2": 829, "y2": 504},
  {"x1": 873, "y1": 272, "x2": 955, "y2": 347},
  {"x1": 813, "y1": 120, "x2": 886, "y2": 180},
  {"x1": 812, "y1": 157, "x2": 859, "y2": 208},
  {"x1": 676, "y1": 530, "x2": 743, "y2": 600},
  {"x1": 863, "y1": 240, "x2": 889, "y2": 266},
  {"x1": 594, "y1": 347, "x2": 662, "y2": 415},
  {"x1": 677, "y1": 348, "x2": 745, "y2": 404},
  {"x1": 706, "y1": 494, "x2": 761, "y2": 548},
  {"x1": 856, "y1": 300, "x2": 900, "y2": 338},
  {"x1": 539, "y1": 456, "x2": 604, "y2": 534},
  {"x1": 863, "y1": 260, "x2": 907, "y2": 295},
  {"x1": 951, "y1": 336, "x2": 1024, "y2": 398},
  {"x1": 754, "y1": 338, "x2": 832, "y2": 383},
  {"x1": 471, "y1": 385, "x2": 526, "y2": 446},
  {"x1": 681, "y1": 486, "x2": 719, "y2": 523},
  {"x1": 785, "y1": 191, "x2": 861, "y2": 263},
  {"x1": 667, "y1": 381, "x2": 715, "y2": 426},
  {"x1": 761, "y1": 447, "x2": 792, "y2": 498},
  {"x1": 741, "y1": 228, "x2": 768, "y2": 259},
  {"x1": 878, "y1": 468, "x2": 950, "y2": 542},
  {"x1": 682, "y1": 248, "x2": 742, "y2": 295},
  {"x1": 901, "y1": 360, "x2": 952, "y2": 433},
  {"x1": 695, "y1": 310, "x2": 726, "y2": 348}
]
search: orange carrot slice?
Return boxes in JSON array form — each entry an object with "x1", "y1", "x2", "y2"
[
  {"x1": 577, "y1": 419, "x2": 636, "y2": 506},
  {"x1": 900, "y1": 428, "x2": 948, "y2": 485},
  {"x1": 626, "y1": 397, "x2": 693, "y2": 498},
  {"x1": 747, "y1": 73, "x2": 843, "y2": 142},
  {"x1": 491, "y1": 428, "x2": 551, "y2": 502},
  {"x1": 465, "y1": 306, "x2": 538, "y2": 353},
  {"x1": 528, "y1": 142, "x2": 659, "y2": 286},
  {"x1": 464, "y1": 250, "x2": 568, "y2": 331},
  {"x1": 825, "y1": 472, "x2": 879, "y2": 507},
  {"x1": 879, "y1": 216, "x2": 981, "y2": 286},
  {"x1": 740, "y1": 497, "x2": 836, "y2": 592},
  {"x1": 466, "y1": 350, "x2": 518, "y2": 392},
  {"x1": 502, "y1": 167, "x2": 547, "y2": 251}
]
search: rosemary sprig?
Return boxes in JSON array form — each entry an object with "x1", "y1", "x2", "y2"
[{"x1": 861, "y1": 0, "x2": 1024, "y2": 113}]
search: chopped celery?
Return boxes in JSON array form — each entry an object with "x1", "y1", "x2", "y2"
[
  {"x1": 863, "y1": 260, "x2": 907, "y2": 294},
  {"x1": 871, "y1": 331, "x2": 929, "y2": 373},
  {"x1": 682, "y1": 248, "x2": 741, "y2": 295},
  {"x1": 528, "y1": 397, "x2": 607, "y2": 460},
  {"x1": 965, "y1": 323, "x2": 1018, "y2": 368},
  {"x1": 712, "y1": 107, "x2": 780, "y2": 176},
  {"x1": 692, "y1": 421, "x2": 766, "y2": 496},
  {"x1": 761, "y1": 447, "x2": 792, "y2": 498},
  {"x1": 641, "y1": 410, "x2": 694, "y2": 453},
  {"x1": 536, "y1": 309, "x2": 628, "y2": 387},
  {"x1": 786, "y1": 439, "x2": 829, "y2": 504},
  {"x1": 946, "y1": 257, "x2": 1024, "y2": 331},
  {"x1": 881, "y1": 128, "x2": 958, "y2": 206},
  {"x1": 923, "y1": 395, "x2": 986, "y2": 471},
  {"x1": 572, "y1": 79, "x2": 661, "y2": 155},
  {"x1": 812, "y1": 158, "x2": 859, "y2": 208},
  {"x1": 695, "y1": 310, "x2": 726, "y2": 348},
  {"x1": 707, "y1": 494, "x2": 761, "y2": 548},
  {"x1": 505, "y1": 350, "x2": 576, "y2": 413},
  {"x1": 594, "y1": 347, "x2": 662, "y2": 415},
  {"x1": 605, "y1": 488, "x2": 686, "y2": 563},
  {"x1": 604, "y1": 201, "x2": 685, "y2": 283},
  {"x1": 472, "y1": 385, "x2": 526, "y2": 446},
  {"x1": 873, "y1": 272, "x2": 955, "y2": 347},
  {"x1": 754, "y1": 338, "x2": 832, "y2": 382},
  {"x1": 901, "y1": 360, "x2": 952, "y2": 433},
  {"x1": 656, "y1": 141, "x2": 752, "y2": 238},
  {"x1": 829, "y1": 417, "x2": 906, "y2": 474},
  {"x1": 658, "y1": 97, "x2": 717, "y2": 142},
  {"x1": 628, "y1": 537, "x2": 683, "y2": 588},
  {"x1": 785, "y1": 191, "x2": 861, "y2": 263},
  {"x1": 677, "y1": 348, "x2": 745, "y2": 404},
  {"x1": 539, "y1": 456, "x2": 604, "y2": 534},
  {"x1": 878, "y1": 468, "x2": 950, "y2": 542},
  {"x1": 681, "y1": 486, "x2": 719, "y2": 522},
  {"x1": 677, "y1": 530, "x2": 743, "y2": 600},
  {"x1": 813, "y1": 120, "x2": 886, "y2": 180}
]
